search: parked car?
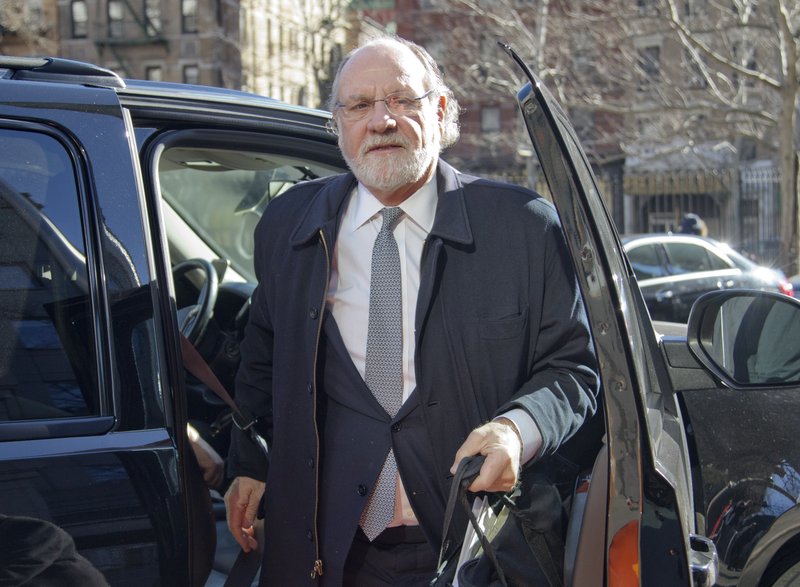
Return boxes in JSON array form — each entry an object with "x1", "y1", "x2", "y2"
[
  {"x1": 623, "y1": 233, "x2": 795, "y2": 322},
  {"x1": 1, "y1": 52, "x2": 799, "y2": 587}
]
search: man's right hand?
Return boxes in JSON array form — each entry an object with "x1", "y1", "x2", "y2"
[{"x1": 224, "y1": 476, "x2": 266, "y2": 552}]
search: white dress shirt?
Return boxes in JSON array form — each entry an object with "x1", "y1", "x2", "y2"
[{"x1": 326, "y1": 176, "x2": 538, "y2": 527}]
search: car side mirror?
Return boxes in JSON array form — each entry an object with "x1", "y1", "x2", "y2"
[{"x1": 687, "y1": 290, "x2": 800, "y2": 387}]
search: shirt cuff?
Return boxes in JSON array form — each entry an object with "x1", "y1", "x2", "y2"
[{"x1": 496, "y1": 408, "x2": 541, "y2": 465}]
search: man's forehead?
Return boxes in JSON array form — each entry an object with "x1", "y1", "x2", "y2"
[{"x1": 338, "y1": 42, "x2": 427, "y2": 94}]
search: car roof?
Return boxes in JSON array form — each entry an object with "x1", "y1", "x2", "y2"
[
  {"x1": 621, "y1": 233, "x2": 722, "y2": 247},
  {"x1": 121, "y1": 79, "x2": 332, "y2": 120},
  {"x1": 0, "y1": 55, "x2": 332, "y2": 122}
]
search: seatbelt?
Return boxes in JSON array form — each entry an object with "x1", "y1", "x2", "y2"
[
  {"x1": 179, "y1": 335, "x2": 268, "y2": 455},
  {"x1": 179, "y1": 334, "x2": 266, "y2": 587}
]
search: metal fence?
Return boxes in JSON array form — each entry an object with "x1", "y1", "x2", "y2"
[{"x1": 621, "y1": 166, "x2": 782, "y2": 266}]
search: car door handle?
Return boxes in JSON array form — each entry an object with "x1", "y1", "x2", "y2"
[{"x1": 717, "y1": 280, "x2": 735, "y2": 288}]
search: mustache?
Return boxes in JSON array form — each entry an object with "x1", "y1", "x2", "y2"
[{"x1": 359, "y1": 135, "x2": 411, "y2": 156}]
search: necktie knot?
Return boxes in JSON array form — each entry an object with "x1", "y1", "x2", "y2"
[{"x1": 379, "y1": 207, "x2": 403, "y2": 234}]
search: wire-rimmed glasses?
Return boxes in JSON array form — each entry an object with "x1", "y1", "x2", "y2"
[{"x1": 335, "y1": 89, "x2": 436, "y2": 121}]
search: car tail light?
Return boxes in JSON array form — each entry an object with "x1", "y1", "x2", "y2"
[
  {"x1": 778, "y1": 279, "x2": 794, "y2": 297},
  {"x1": 609, "y1": 520, "x2": 640, "y2": 586}
]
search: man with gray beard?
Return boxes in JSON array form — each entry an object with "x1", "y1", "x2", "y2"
[{"x1": 224, "y1": 35, "x2": 599, "y2": 586}]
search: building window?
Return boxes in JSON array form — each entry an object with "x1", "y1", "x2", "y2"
[
  {"x1": 144, "y1": 0, "x2": 161, "y2": 36},
  {"x1": 480, "y1": 34, "x2": 497, "y2": 59},
  {"x1": 637, "y1": 0, "x2": 658, "y2": 15},
  {"x1": 71, "y1": 0, "x2": 88, "y2": 38},
  {"x1": 108, "y1": 0, "x2": 124, "y2": 38},
  {"x1": 183, "y1": 64, "x2": 199, "y2": 85},
  {"x1": 637, "y1": 45, "x2": 661, "y2": 91},
  {"x1": 145, "y1": 66, "x2": 163, "y2": 81},
  {"x1": 685, "y1": 51, "x2": 707, "y2": 89},
  {"x1": 182, "y1": 0, "x2": 198, "y2": 33},
  {"x1": 683, "y1": 0, "x2": 705, "y2": 16},
  {"x1": 732, "y1": 42, "x2": 757, "y2": 88},
  {"x1": 27, "y1": 0, "x2": 44, "y2": 29},
  {"x1": 480, "y1": 106, "x2": 501, "y2": 132}
]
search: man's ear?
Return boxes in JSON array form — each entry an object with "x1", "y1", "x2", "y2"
[{"x1": 437, "y1": 94, "x2": 447, "y2": 123}]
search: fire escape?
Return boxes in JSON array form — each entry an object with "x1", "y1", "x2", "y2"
[{"x1": 94, "y1": 0, "x2": 167, "y2": 79}]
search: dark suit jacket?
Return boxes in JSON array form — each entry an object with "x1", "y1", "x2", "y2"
[{"x1": 227, "y1": 160, "x2": 599, "y2": 585}]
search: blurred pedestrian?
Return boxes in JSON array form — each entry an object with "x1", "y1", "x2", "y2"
[{"x1": 679, "y1": 213, "x2": 708, "y2": 236}]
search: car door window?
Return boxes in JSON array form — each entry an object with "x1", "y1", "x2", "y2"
[
  {"x1": 626, "y1": 244, "x2": 667, "y2": 280},
  {"x1": 664, "y1": 242, "x2": 719, "y2": 274},
  {"x1": 157, "y1": 144, "x2": 341, "y2": 282},
  {"x1": 0, "y1": 128, "x2": 99, "y2": 422},
  {"x1": 704, "y1": 250, "x2": 731, "y2": 271}
]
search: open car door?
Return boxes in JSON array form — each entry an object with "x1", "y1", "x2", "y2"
[{"x1": 504, "y1": 44, "x2": 715, "y2": 586}]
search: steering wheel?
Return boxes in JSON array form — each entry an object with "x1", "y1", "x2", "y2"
[{"x1": 172, "y1": 258, "x2": 219, "y2": 346}]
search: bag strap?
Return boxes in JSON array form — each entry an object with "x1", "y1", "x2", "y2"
[
  {"x1": 222, "y1": 551, "x2": 261, "y2": 587},
  {"x1": 434, "y1": 455, "x2": 509, "y2": 586},
  {"x1": 435, "y1": 455, "x2": 482, "y2": 572},
  {"x1": 458, "y1": 474, "x2": 508, "y2": 586},
  {"x1": 517, "y1": 517, "x2": 561, "y2": 587}
]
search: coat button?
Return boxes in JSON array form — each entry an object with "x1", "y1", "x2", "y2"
[
  {"x1": 307, "y1": 530, "x2": 314, "y2": 541},
  {"x1": 309, "y1": 307, "x2": 319, "y2": 319},
  {"x1": 357, "y1": 484, "x2": 368, "y2": 496},
  {"x1": 307, "y1": 458, "x2": 314, "y2": 468},
  {"x1": 306, "y1": 382, "x2": 313, "y2": 394},
  {"x1": 391, "y1": 423, "x2": 401, "y2": 432}
]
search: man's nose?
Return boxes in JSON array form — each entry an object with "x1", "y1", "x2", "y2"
[{"x1": 366, "y1": 100, "x2": 397, "y2": 132}]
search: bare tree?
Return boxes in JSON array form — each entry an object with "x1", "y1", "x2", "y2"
[
  {"x1": 439, "y1": 0, "x2": 799, "y2": 272},
  {"x1": 658, "y1": 0, "x2": 799, "y2": 272},
  {"x1": 0, "y1": 0, "x2": 56, "y2": 55},
  {"x1": 299, "y1": 0, "x2": 350, "y2": 108}
]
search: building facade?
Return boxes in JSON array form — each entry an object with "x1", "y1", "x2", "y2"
[
  {"x1": 54, "y1": 0, "x2": 241, "y2": 88},
  {"x1": 0, "y1": 0, "x2": 59, "y2": 57}
]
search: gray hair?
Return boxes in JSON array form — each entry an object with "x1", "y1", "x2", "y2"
[{"x1": 328, "y1": 35, "x2": 461, "y2": 149}]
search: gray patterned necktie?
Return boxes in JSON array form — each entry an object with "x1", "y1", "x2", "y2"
[{"x1": 360, "y1": 206, "x2": 404, "y2": 541}]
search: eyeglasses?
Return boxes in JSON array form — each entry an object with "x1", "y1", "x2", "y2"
[{"x1": 335, "y1": 89, "x2": 436, "y2": 121}]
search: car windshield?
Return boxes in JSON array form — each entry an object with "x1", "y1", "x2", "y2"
[{"x1": 158, "y1": 147, "x2": 342, "y2": 282}]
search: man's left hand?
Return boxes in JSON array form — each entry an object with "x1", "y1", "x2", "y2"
[{"x1": 450, "y1": 420, "x2": 522, "y2": 493}]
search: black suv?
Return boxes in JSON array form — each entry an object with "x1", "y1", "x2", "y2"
[{"x1": 2, "y1": 55, "x2": 799, "y2": 587}]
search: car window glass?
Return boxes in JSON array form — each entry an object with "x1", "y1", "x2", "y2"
[
  {"x1": 0, "y1": 128, "x2": 99, "y2": 423},
  {"x1": 704, "y1": 250, "x2": 730, "y2": 271},
  {"x1": 664, "y1": 242, "x2": 717, "y2": 274},
  {"x1": 626, "y1": 244, "x2": 667, "y2": 279},
  {"x1": 158, "y1": 147, "x2": 341, "y2": 282}
]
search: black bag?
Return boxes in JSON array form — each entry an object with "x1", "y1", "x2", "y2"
[{"x1": 431, "y1": 455, "x2": 564, "y2": 587}]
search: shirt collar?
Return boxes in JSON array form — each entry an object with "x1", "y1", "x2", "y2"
[{"x1": 349, "y1": 171, "x2": 438, "y2": 235}]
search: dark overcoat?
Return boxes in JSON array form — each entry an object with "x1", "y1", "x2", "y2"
[{"x1": 227, "y1": 160, "x2": 599, "y2": 585}]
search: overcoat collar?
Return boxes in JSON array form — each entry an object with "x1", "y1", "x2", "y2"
[{"x1": 289, "y1": 160, "x2": 474, "y2": 247}]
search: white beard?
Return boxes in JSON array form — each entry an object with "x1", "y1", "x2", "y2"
[{"x1": 342, "y1": 133, "x2": 439, "y2": 194}]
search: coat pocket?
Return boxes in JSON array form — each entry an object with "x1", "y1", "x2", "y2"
[{"x1": 478, "y1": 308, "x2": 529, "y2": 340}]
